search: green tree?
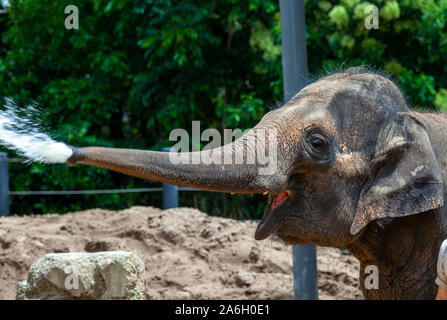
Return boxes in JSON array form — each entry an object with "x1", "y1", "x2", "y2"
[
  {"x1": 1, "y1": 0, "x2": 447, "y2": 218},
  {"x1": 306, "y1": 0, "x2": 447, "y2": 109},
  {"x1": 0, "y1": 0, "x2": 281, "y2": 218}
]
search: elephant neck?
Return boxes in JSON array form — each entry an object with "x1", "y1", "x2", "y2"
[{"x1": 346, "y1": 211, "x2": 442, "y2": 299}]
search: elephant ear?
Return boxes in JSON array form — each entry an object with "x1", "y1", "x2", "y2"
[{"x1": 350, "y1": 112, "x2": 444, "y2": 235}]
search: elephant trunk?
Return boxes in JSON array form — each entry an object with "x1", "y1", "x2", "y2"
[{"x1": 66, "y1": 128, "x2": 288, "y2": 194}]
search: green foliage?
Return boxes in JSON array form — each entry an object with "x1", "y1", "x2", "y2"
[
  {"x1": 329, "y1": 5, "x2": 349, "y2": 29},
  {"x1": 380, "y1": 1, "x2": 401, "y2": 21},
  {"x1": 306, "y1": 0, "x2": 447, "y2": 109},
  {"x1": 0, "y1": 0, "x2": 280, "y2": 218},
  {"x1": 1, "y1": 0, "x2": 447, "y2": 218},
  {"x1": 435, "y1": 88, "x2": 447, "y2": 110}
]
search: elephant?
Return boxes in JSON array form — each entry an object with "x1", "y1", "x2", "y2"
[{"x1": 66, "y1": 67, "x2": 447, "y2": 299}]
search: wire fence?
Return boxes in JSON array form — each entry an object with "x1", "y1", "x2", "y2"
[
  {"x1": 0, "y1": 152, "x2": 202, "y2": 215},
  {"x1": 8, "y1": 187, "x2": 164, "y2": 196},
  {"x1": 6, "y1": 156, "x2": 167, "y2": 195},
  {"x1": 8, "y1": 186, "x2": 199, "y2": 196},
  {"x1": 7, "y1": 157, "x2": 27, "y2": 163}
]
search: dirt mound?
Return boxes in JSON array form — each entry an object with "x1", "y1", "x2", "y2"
[{"x1": 0, "y1": 206, "x2": 362, "y2": 300}]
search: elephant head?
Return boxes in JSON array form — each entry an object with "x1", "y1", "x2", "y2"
[{"x1": 67, "y1": 67, "x2": 444, "y2": 247}]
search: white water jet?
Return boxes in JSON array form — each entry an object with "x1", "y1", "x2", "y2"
[{"x1": 0, "y1": 98, "x2": 73, "y2": 163}]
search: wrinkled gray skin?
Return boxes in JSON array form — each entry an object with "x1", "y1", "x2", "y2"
[{"x1": 67, "y1": 68, "x2": 447, "y2": 299}]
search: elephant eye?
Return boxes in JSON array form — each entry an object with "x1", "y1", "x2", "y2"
[{"x1": 305, "y1": 131, "x2": 330, "y2": 159}]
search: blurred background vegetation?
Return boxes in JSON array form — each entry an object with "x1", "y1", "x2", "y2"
[{"x1": 0, "y1": 0, "x2": 446, "y2": 218}]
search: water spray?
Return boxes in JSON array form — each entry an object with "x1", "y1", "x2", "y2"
[{"x1": 0, "y1": 98, "x2": 73, "y2": 163}]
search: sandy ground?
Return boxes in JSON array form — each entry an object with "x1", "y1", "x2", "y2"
[{"x1": 0, "y1": 206, "x2": 362, "y2": 300}]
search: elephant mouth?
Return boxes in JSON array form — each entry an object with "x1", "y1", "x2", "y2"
[{"x1": 254, "y1": 190, "x2": 290, "y2": 240}]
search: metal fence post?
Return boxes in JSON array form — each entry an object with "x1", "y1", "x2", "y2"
[
  {"x1": 292, "y1": 244, "x2": 318, "y2": 299},
  {"x1": 0, "y1": 152, "x2": 10, "y2": 216},
  {"x1": 161, "y1": 147, "x2": 178, "y2": 209},
  {"x1": 280, "y1": 0, "x2": 318, "y2": 300}
]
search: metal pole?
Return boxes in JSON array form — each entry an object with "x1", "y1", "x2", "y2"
[
  {"x1": 292, "y1": 245, "x2": 318, "y2": 299},
  {"x1": 279, "y1": 0, "x2": 318, "y2": 300},
  {"x1": 280, "y1": 0, "x2": 308, "y2": 101},
  {"x1": 0, "y1": 152, "x2": 10, "y2": 216},
  {"x1": 161, "y1": 147, "x2": 178, "y2": 209}
]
